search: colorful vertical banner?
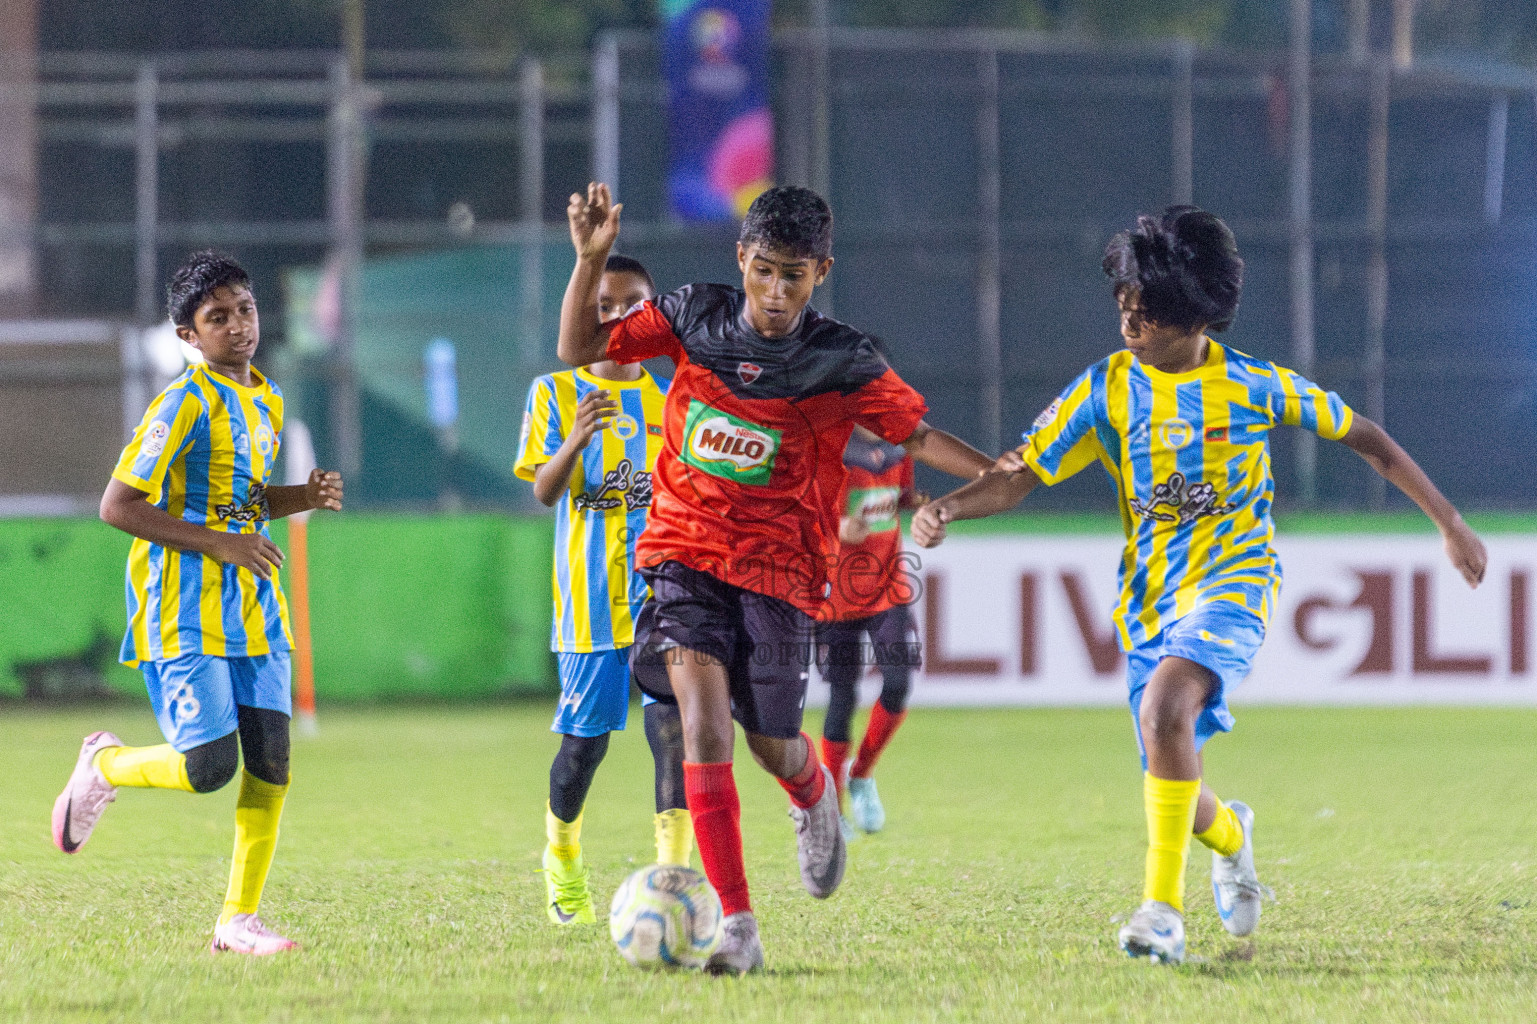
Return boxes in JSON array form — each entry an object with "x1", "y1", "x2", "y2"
[{"x1": 661, "y1": 0, "x2": 774, "y2": 221}]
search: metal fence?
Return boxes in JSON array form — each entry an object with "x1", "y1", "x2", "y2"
[
  {"x1": 609, "y1": 28, "x2": 1537, "y2": 512},
  {"x1": 9, "y1": 32, "x2": 1537, "y2": 511}
]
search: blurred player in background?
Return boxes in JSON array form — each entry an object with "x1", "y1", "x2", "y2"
[
  {"x1": 558, "y1": 182, "x2": 994, "y2": 973},
  {"x1": 515, "y1": 254, "x2": 692, "y2": 926},
  {"x1": 52, "y1": 251, "x2": 344, "y2": 955},
  {"x1": 911, "y1": 206, "x2": 1487, "y2": 965},
  {"x1": 818, "y1": 423, "x2": 926, "y2": 836}
]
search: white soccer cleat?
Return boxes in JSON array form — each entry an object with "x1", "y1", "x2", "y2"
[
  {"x1": 1118, "y1": 899, "x2": 1186, "y2": 965},
  {"x1": 1212, "y1": 800, "x2": 1264, "y2": 937},
  {"x1": 847, "y1": 775, "x2": 886, "y2": 833},
  {"x1": 211, "y1": 914, "x2": 298, "y2": 955},
  {"x1": 788, "y1": 765, "x2": 846, "y2": 899},
  {"x1": 705, "y1": 911, "x2": 764, "y2": 976},
  {"x1": 52, "y1": 731, "x2": 122, "y2": 854}
]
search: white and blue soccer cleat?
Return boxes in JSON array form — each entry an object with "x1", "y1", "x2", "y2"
[
  {"x1": 847, "y1": 776, "x2": 886, "y2": 833},
  {"x1": 1118, "y1": 899, "x2": 1185, "y2": 965},
  {"x1": 1211, "y1": 799, "x2": 1265, "y2": 937}
]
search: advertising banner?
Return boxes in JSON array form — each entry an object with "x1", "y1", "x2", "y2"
[
  {"x1": 660, "y1": 0, "x2": 773, "y2": 221},
  {"x1": 849, "y1": 535, "x2": 1537, "y2": 707}
]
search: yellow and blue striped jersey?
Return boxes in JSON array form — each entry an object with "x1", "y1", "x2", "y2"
[
  {"x1": 1020, "y1": 340, "x2": 1354, "y2": 649},
  {"x1": 514, "y1": 367, "x2": 670, "y2": 652},
  {"x1": 112, "y1": 364, "x2": 294, "y2": 667}
]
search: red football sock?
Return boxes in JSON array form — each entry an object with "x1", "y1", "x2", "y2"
[
  {"x1": 776, "y1": 732, "x2": 826, "y2": 809},
  {"x1": 683, "y1": 761, "x2": 751, "y2": 916},
  {"x1": 851, "y1": 704, "x2": 907, "y2": 778},
  {"x1": 820, "y1": 738, "x2": 850, "y2": 802}
]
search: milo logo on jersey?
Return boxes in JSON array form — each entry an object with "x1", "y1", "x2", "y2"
[
  {"x1": 681, "y1": 400, "x2": 782, "y2": 486},
  {"x1": 847, "y1": 486, "x2": 900, "y2": 533}
]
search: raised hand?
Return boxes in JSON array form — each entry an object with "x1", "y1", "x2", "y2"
[
  {"x1": 211, "y1": 532, "x2": 285, "y2": 581},
  {"x1": 571, "y1": 388, "x2": 618, "y2": 447},
  {"x1": 306, "y1": 468, "x2": 344, "y2": 512},
  {"x1": 567, "y1": 182, "x2": 623, "y2": 261}
]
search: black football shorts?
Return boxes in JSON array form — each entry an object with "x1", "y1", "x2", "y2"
[{"x1": 631, "y1": 560, "x2": 815, "y2": 740}]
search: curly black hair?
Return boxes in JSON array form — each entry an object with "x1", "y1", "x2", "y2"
[
  {"x1": 166, "y1": 250, "x2": 251, "y2": 328},
  {"x1": 1102, "y1": 206, "x2": 1244, "y2": 333},
  {"x1": 738, "y1": 185, "x2": 833, "y2": 260}
]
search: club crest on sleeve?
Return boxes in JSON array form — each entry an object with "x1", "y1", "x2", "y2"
[
  {"x1": 142, "y1": 421, "x2": 171, "y2": 456},
  {"x1": 1033, "y1": 398, "x2": 1062, "y2": 429},
  {"x1": 737, "y1": 362, "x2": 762, "y2": 385}
]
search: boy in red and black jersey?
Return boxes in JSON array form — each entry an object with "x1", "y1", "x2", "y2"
[
  {"x1": 819, "y1": 427, "x2": 924, "y2": 836},
  {"x1": 558, "y1": 182, "x2": 993, "y2": 974}
]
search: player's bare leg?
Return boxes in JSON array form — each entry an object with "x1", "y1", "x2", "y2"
[
  {"x1": 1121, "y1": 657, "x2": 1260, "y2": 961},
  {"x1": 1118, "y1": 658, "x2": 1208, "y2": 963}
]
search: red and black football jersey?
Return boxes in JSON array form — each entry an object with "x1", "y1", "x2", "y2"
[
  {"x1": 824, "y1": 432, "x2": 917, "y2": 621},
  {"x1": 606, "y1": 282, "x2": 927, "y2": 615}
]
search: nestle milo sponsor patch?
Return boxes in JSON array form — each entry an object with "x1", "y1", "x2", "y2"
[
  {"x1": 680, "y1": 400, "x2": 782, "y2": 485},
  {"x1": 846, "y1": 485, "x2": 901, "y2": 533}
]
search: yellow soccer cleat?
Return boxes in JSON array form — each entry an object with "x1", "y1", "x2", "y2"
[{"x1": 542, "y1": 845, "x2": 597, "y2": 925}]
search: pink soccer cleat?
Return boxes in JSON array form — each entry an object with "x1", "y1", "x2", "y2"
[
  {"x1": 211, "y1": 914, "x2": 298, "y2": 955},
  {"x1": 52, "y1": 731, "x2": 122, "y2": 853}
]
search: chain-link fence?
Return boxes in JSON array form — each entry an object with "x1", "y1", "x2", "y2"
[{"x1": 9, "y1": 32, "x2": 1537, "y2": 511}]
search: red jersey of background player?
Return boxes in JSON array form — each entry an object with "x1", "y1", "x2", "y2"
[
  {"x1": 605, "y1": 282, "x2": 927, "y2": 615},
  {"x1": 824, "y1": 430, "x2": 920, "y2": 621}
]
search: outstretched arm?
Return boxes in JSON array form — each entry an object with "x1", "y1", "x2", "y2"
[
  {"x1": 909, "y1": 462, "x2": 1041, "y2": 548},
  {"x1": 900, "y1": 421, "x2": 995, "y2": 480},
  {"x1": 1338, "y1": 416, "x2": 1486, "y2": 587},
  {"x1": 557, "y1": 182, "x2": 623, "y2": 367}
]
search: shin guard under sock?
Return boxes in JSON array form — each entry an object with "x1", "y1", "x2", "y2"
[{"x1": 684, "y1": 761, "x2": 750, "y2": 916}]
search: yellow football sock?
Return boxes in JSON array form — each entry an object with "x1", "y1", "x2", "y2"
[
  {"x1": 1195, "y1": 800, "x2": 1244, "y2": 858},
  {"x1": 654, "y1": 808, "x2": 694, "y2": 867},
  {"x1": 219, "y1": 771, "x2": 289, "y2": 923},
  {"x1": 1143, "y1": 773, "x2": 1201, "y2": 912},
  {"x1": 94, "y1": 743, "x2": 194, "y2": 792},
  {"x1": 546, "y1": 803, "x2": 582, "y2": 862}
]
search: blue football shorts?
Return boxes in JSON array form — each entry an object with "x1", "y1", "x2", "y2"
[
  {"x1": 141, "y1": 652, "x2": 292, "y2": 752},
  {"x1": 553, "y1": 648, "x2": 649, "y2": 737},
  {"x1": 1126, "y1": 601, "x2": 1266, "y2": 769}
]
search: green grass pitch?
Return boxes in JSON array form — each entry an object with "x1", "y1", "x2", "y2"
[{"x1": 1, "y1": 703, "x2": 1535, "y2": 1022}]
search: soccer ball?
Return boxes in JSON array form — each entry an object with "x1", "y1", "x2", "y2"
[{"x1": 608, "y1": 864, "x2": 722, "y2": 970}]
